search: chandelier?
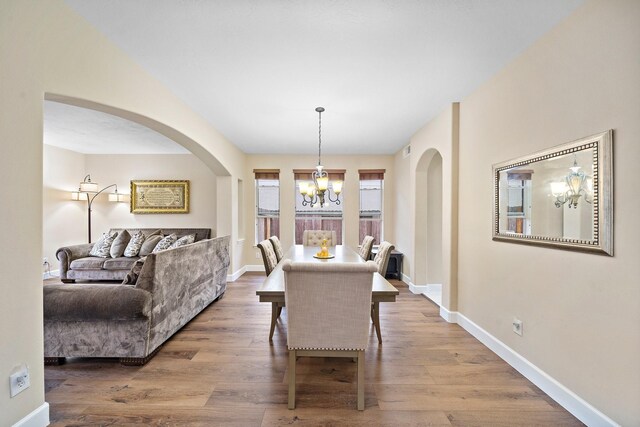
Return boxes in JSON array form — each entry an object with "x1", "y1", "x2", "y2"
[
  {"x1": 298, "y1": 107, "x2": 343, "y2": 208},
  {"x1": 550, "y1": 156, "x2": 593, "y2": 209}
]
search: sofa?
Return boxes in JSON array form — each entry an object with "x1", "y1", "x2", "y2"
[
  {"x1": 57, "y1": 228, "x2": 211, "y2": 282},
  {"x1": 44, "y1": 235, "x2": 230, "y2": 365}
]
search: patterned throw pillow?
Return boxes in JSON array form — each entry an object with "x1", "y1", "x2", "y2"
[
  {"x1": 123, "y1": 231, "x2": 146, "y2": 257},
  {"x1": 169, "y1": 234, "x2": 195, "y2": 249},
  {"x1": 110, "y1": 230, "x2": 131, "y2": 258},
  {"x1": 152, "y1": 233, "x2": 177, "y2": 253},
  {"x1": 89, "y1": 231, "x2": 118, "y2": 258}
]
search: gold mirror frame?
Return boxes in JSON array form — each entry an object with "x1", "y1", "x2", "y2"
[{"x1": 492, "y1": 130, "x2": 613, "y2": 256}]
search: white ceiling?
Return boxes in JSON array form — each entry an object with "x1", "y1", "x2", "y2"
[
  {"x1": 44, "y1": 101, "x2": 189, "y2": 154},
  {"x1": 63, "y1": 0, "x2": 583, "y2": 155}
]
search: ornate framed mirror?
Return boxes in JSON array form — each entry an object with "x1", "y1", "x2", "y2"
[{"x1": 492, "y1": 130, "x2": 613, "y2": 255}]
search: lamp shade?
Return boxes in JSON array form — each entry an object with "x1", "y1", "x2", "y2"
[
  {"x1": 550, "y1": 182, "x2": 568, "y2": 197},
  {"x1": 71, "y1": 191, "x2": 82, "y2": 201},
  {"x1": 332, "y1": 180, "x2": 343, "y2": 194},
  {"x1": 118, "y1": 193, "x2": 130, "y2": 203},
  {"x1": 316, "y1": 176, "x2": 329, "y2": 191},
  {"x1": 79, "y1": 181, "x2": 99, "y2": 193},
  {"x1": 108, "y1": 192, "x2": 119, "y2": 202},
  {"x1": 299, "y1": 182, "x2": 309, "y2": 195}
]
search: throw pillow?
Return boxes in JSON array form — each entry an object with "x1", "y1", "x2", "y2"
[
  {"x1": 123, "y1": 231, "x2": 146, "y2": 257},
  {"x1": 89, "y1": 231, "x2": 118, "y2": 258},
  {"x1": 110, "y1": 230, "x2": 131, "y2": 258},
  {"x1": 152, "y1": 233, "x2": 178, "y2": 253},
  {"x1": 169, "y1": 234, "x2": 195, "y2": 249},
  {"x1": 139, "y1": 235, "x2": 163, "y2": 256},
  {"x1": 122, "y1": 257, "x2": 146, "y2": 285}
]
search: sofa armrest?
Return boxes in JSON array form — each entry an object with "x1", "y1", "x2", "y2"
[
  {"x1": 56, "y1": 243, "x2": 93, "y2": 280},
  {"x1": 44, "y1": 283, "x2": 151, "y2": 321}
]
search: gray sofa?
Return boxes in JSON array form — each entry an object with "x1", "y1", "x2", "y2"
[
  {"x1": 57, "y1": 228, "x2": 211, "y2": 282},
  {"x1": 44, "y1": 235, "x2": 230, "y2": 365}
]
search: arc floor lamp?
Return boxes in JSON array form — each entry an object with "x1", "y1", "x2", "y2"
[{"x1": 71, "y1": 175, "x2": 128, "y2": 243}]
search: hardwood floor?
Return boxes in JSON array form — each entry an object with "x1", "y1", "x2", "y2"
[{"x1": 45, "y1": 273, "x2": 583, "y2": 426}]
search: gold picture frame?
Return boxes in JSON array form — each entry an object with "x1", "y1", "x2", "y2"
[{"x1": 130, "y1": 180, "x2": 190, "y2": 214}]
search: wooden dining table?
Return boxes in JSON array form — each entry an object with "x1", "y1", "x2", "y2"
[{"x1": 256, "y1": 245, "x2": 399, "y2": 343}]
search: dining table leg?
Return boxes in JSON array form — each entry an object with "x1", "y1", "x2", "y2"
[
  {"x1": 372, "y1": 301, "x2": 382, "y2": 343},
  {"x1": 269, "y1": 302, "x2": 278, "y2": 341}
]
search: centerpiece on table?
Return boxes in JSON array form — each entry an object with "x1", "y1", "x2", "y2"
[{"x1": 313, "y1": 238, "x2": 334, "y2": 259}]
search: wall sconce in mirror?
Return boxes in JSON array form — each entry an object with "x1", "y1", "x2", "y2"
[
  {"x1": 493, "y1": 130, "x2": 613, "y2": 256},
  {"x1": 71, "y1": 175, "x2": 129, "y2": 243}
]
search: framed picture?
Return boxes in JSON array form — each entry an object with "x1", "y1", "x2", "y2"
[{"x1": 130, "y1": 180, "x2": 190, "y2": 214}]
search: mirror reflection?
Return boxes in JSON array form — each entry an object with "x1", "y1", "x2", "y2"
[
  {"x1": 492, "y1": 130, "x2": 612, "y2": 256},
  {"x1": 498, "y1": 148, "x2": 594, "y2": 241}
]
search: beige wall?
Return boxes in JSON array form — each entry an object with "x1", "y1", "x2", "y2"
[
  {"x1": 242, "y1": 154, "x2": 395, "y2": 268},
  {"x1": 456, "y1": 0, "x2": 639, "y2": 424},
  {"x1": 43, "y1": 145, "x2": 87, "y2": 275},
  {"x1": 397, "y1": 104, "x2": 459, "y2": 309},
  {"x1": 1, "y1": 1, "x2": 244, "y2": 424},
  {"x1": 42, "y1": 147, "x2": 218, "y2": 272}
]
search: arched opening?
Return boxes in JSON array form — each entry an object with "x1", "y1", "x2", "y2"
[
  {"x1": 44, "y1": 94, "x2": 231, "y2": 177},
  {"x1": 414, "y1": 149, "x2": 443, "y2": 305},
  {"x1": 41, "y1": 95, "x2": 235, "y2": 277}
]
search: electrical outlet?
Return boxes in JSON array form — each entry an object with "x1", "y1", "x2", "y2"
[
  {"x1": 9, "y1": 365, "x2": 30, "y2": 397},
  {"x1": 43, "y1": 257, "x2": 48, "y2": 265},
  {"x1": 512, "y1": 318, "x2": 523, "y2": 336},
  {"x1": 255, "y1": 250, "x2": 261, "y2": 259}
]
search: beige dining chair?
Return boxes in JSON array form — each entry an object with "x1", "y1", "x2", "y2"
[
  {"x1": 257, "y1": 239, "x2": 278, "y2": 276},
  {"x1": 283, "y1": 259, "x2": 378, "y2": 410},
  {"x1": 302, "y1": 230, "x2": 337, "y2": 246},
  {"x1": 269, "y1": 235, "x2": 284, "y2": 262},
  {"x1": 358, "y1": 235, "x2": 375, "y2": 260},
  {"x1": 373, "y1": 241, "x2": 395, "y2": 276}
]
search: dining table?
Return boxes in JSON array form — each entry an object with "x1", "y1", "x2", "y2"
[{"x1": 256, "y1": 244, "x2": 399, "y2": 343}]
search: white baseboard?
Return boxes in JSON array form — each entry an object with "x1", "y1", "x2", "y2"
[
  {"x1": 401, "y1": 273, "x2": 412, "y2": 284},
  {"x1": 439, "y1": 305, "x2": 457, "y2": 323},
  {"x1": 453, "y1": 311, "x2": 618, "y2": 427},
  {"x1": 12, "y1": 402, "x2": 49, "y2": 427},
  {"x1": 227, "y1": 265, "x2": 264, "y2": 282},
  {"x1": 227, "y1": 266, "x2": 246, "y2": 282},
  {"x1": 42, "y1": 269, "x2": 59, "y2": 280}
]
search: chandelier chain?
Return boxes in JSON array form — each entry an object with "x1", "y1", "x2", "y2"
[{"x1": 318, "y1": 109, "x2": 322, "y2": 166}]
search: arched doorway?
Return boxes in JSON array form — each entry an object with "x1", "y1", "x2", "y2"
[{"x1": 414, "y1": 149, "x2": 443, "y2": 305}]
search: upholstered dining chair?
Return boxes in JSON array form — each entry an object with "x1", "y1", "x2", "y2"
[
  {"x1": 373, "y1": 241, "x2": 395, "y2": 276},
  {"x1": 358, "y1": 235, "x2": 375, "y2": 261},
  {"x1": 302, "y1": 230, "x2": 337, "y2": 246},
  {"x1": 283, "y1": 259, "x2": 378, "y2": 410},
  {"x1": 257, "y1": 239, "x2": 278, "y2": 276},
  {"x1": 269, "y1": 235, "x2": 284, "y2": 263}
]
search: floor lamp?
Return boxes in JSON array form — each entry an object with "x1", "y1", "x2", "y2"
[{"x1": 71, "y1": 175, "x2": 128, "y2": 243}]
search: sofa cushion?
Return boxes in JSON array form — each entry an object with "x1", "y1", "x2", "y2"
[
  {"x1": 152, "y1": 233, "x2": 177, "y2": 253},
  {"x1": 110, "y1": 230, "x2": 131, "y2": 258},
  {"x1": 139, "y1": 235, "x2": 163, "y2": 256},
  {"x1": 70, "y1": 257, "x2": 107, "y2": 270},
  {"x1": 89, "y1": 231, "x2": 118, "y2": 258},
  {"x1": 124, "y1": 231, "x2": 145, "y2": 257},
  {"x1": 104, "y1": 257, "x2": 139, "y2": 271}
]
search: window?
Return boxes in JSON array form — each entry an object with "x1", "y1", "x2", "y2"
[
  {"x1": 294, "y1": 169, "x2": 345, "y2": 245},
  {"x1": 359, "y1": 169, "x2": 384, "y2": 244},
  {"x1": 255, "y1": 169, "x2": 280, "y2": 243},
  {"x1": 506, "y1": 170, "x2": 532, "y2": 235}
]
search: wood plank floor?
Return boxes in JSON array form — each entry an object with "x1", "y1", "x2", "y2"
[{"x1": 45, "y1": 273, "x2": 583, "y2": 426}]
